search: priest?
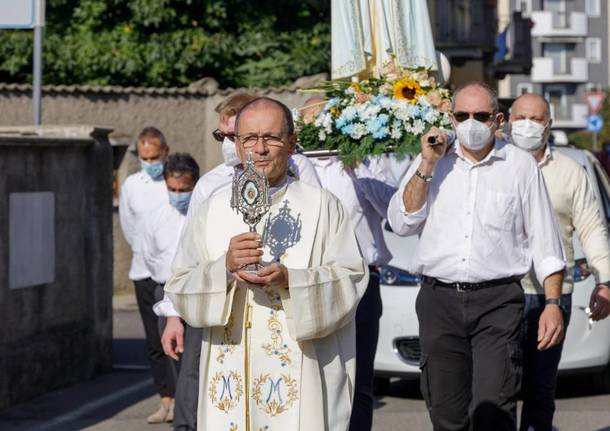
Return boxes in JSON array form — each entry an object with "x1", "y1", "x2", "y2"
[{"x1": 165, "y1": 97, "x2": 368, "y2": 431}]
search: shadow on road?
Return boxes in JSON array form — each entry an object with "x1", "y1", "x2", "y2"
[
  {"x1": 0, "y1": 337, "x2": 155, "y2": 431},
  {"x1": 556, "y1": 375, "x2": 610, "y2": 399},
  {"x1": 375, "y1": 374, "x2": 610, "y2": 402},
  {"x1": 374, "y1": 378, "x2": 423, "y2": 405}
]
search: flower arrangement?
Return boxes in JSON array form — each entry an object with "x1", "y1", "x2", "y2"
[{"x1": 298, "y1": 64, "x2": 452, "y2": 165}]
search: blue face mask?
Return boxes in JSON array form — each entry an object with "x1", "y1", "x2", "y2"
[
  {"x1": 168, "y1": 191, "x2": 192, "y2": 214},
  {"x1": 141, "y1": 160, "x2": 164, "y2": 180}
]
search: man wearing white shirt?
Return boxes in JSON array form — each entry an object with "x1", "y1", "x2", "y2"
[
  {"x1": 387, "y1": 83, "x2": 566, "y2": 430},
  {"x1": 312, "y1": 156, "x2": 396, "y2": 431},
  {"x1": 509, "y1": 93, "x2": 610, "y2": 431},
  {"x1": 141, "y1": 152, "x2": 200, "y2": 424},
  {"x1": 118, "y1": 127, "x2": 173, "y2": 423}
]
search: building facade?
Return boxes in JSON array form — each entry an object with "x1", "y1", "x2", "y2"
[
  {"x1": 428, "y1": 0, "x2": 499, "y2": 86},
  {"x1": 498, "y1": 0, "x2": 609, "y2": 133}
]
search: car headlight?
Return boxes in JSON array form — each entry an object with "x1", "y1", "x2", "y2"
[
  {"x1": 574, "y1": 258, "x2": 592, "y2": 283},
  {"x1": 380, "y1": 265, "x2": 419, "y2": 286}
]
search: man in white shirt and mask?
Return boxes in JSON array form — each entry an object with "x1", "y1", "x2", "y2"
[
  {"x1": 141, "y1": 152, "x2": 200, "y2": 423},
  {"x1": 158, "y1": 92, "x2": 321, "y2": 431},
  {"x1": 165, "y1": 97, "x2": 368, "y2": 431},
  {"x1": 509, "y1": 93, "x2": 610, "y2": 431},
  {"x1": 387, "y1": 82, "x2": 566, "y2": 431},
  {"x1": 119, "y1": 127, "x2": 176, "y2": 423}
]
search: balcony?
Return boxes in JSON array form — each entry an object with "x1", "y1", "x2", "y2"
[
  {"x1": 531, "y1": 57, "x2": 588, "y2": 83},
  {"x1": 551, "y1": 103, "x2": 588, "y2": 129},
  {"x1": 531, "y1": 11, "x2": 588, "y2": 38}
]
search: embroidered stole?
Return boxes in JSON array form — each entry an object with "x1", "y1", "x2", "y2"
[{"x1": 203, "y1": 182, "x2": 321, "y2": 431}]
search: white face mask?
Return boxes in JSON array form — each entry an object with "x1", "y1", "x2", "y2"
[
  {"x1": 221, "y1": 137, "x2": 241, "y2": 167},
  {"x1": 510, "y1": 119, "x2": 549, "y2": 152},
  {"x1": 455, "y1": 118, "x2": 495, "y2": 151}
]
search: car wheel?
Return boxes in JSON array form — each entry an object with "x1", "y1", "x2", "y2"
[{"x1": 374, "y1": 376, "x2": 391, "y2": 395}]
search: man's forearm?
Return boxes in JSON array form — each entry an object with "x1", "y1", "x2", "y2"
[
  {"x1": 402, "y1": 160, "x2": 434, "y2": 213},
  {"x1": 543, "y1": 271, "x2": 563, "y2": 299}
]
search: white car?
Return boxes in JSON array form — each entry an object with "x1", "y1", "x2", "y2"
[{"x1": 374, "y1": 146, "x2": 610, "y2": 392}]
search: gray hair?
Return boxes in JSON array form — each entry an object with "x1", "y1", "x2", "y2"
[
  {"x1": 451, "y1": 82, "x2": 499, "y2": 113},
  {"x1": 137, "y1": 126, "x2": 168, "y2": 148}
]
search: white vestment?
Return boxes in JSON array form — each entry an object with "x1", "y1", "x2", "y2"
[{"x1": 165, "y1": 179, "x2": 368, "y2": 431}]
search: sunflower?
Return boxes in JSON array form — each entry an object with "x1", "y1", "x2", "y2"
[
  {"x1": 350, "y1": 82, "x2": 363, "y2": 93},
  {"x1": 393, "y1": 78, "x2": 424, "y2": 103}
]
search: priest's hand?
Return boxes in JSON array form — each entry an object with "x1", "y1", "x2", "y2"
[
  {"x1": 237, "y1": 263, "x2": 289, "y2": 290},
  {"x1": 161, "y1": 316, "x2": 184, "y2": 361},
  {"x1": 226, "y1": 232, "x2": 263, "y2": 273}
]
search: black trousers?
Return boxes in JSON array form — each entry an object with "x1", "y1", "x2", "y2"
[
  {"x1": 349, "y1": 267, "x2": 383, "y2": 431},
  {"x1": 520, "y1": 294, "x2": 572, "y2": 431},
  {"x1": 133, "y1": 278, "x2": 176, "y2": 398},
  {"x1": 173, "y1": 324, "x2": 203, "y2": 431},
  {"x1": 417, "y1": 279, "x2": 524, "y2": 431}
]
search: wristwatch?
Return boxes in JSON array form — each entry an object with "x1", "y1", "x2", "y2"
[
  {"x1": 545, "y1": 298, "x2": 561, "y2": 307},
  {"x1": 415, "y1": 169, "x2": 433, "y2": 183}
]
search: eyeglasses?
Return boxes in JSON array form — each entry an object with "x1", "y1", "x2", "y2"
[
  {"x1": 452, "y1": 111, "x2": 496, "y2": 123},
  {"x1": 212, "y1": 129, "x2": 235, "y2": 142},
  {"x1": 236, "y1": 133, "x2": 286, "y2": 149}
]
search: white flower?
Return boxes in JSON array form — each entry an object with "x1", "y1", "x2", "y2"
[
  {"x1": 322, "y1": 113, "x2": 333, "y2": 129},
  {"x1": 394, "y1": 104, "x2": 417, "y2": 121},
  {"x1": 424, "y1": 109, "x2": 439, "y2": 124},
  {"x1": 318, "y1": 130, "x2": 327, "y2": 141},
  {"x1": 350, "y1": 123, "x2": 369, "y2": 140},
  {"x1": 411, "y1": 119, "x2": 425, "y2": 135},
  {"x1": 313, "y1": 112, "x2": 327, "y2": 128},
  {"x1": 342, "y1": 105, "x2": 357, "y2": 120},
  {"x1": 364, "y1": 104, "x2": 381, "y2": 118},
  {"x1": 292, "y1": 108, "x2": 300, "y2": 122},
  {"x1": 417, "y1": 95, "x2": 430, "y2": 106},
  {"x1": 355, "y1": 102, "x2": 368, "y2": 118},
  {"x1": 390, "y1": 127, "x2": 402, "y2": 139}
]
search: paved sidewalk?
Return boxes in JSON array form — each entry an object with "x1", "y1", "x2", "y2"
[{"x1": 1, "y1": 293, "x2": 609, "y2": 430}]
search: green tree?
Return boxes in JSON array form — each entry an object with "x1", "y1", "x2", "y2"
[{"x1": 0, "y1": 0, "x2": 330, "y2": 88}]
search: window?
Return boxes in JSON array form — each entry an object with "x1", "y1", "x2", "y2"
[
  {"x1": 586, "y1": 0, "x2": 601, "y2": 17},
  {"x1": 544, "y1": 84, "x2": 568, "y2": 120},
  {"x1": 543, "y1": 43, "x2": 568, "y2": 74},
  {"x1": 586, "y1": 38, "x2": 602, "y2": 63},
  {"x1": 517, "y1": 83, "x2": 534, "y2": 95},
  {"x1": 544, "y1": 0, "x2": 567, "y2": 28}
]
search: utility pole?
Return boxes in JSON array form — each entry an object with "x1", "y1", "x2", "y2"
[{"x1": 33, "y1": 22, "x2": 43, "y2": 125}]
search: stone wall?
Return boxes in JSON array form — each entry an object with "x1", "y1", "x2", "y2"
[
  {"x1": 0, "y1": 126, "x2": 114, "y2": 409},
  {"x1": 0, "y1": 75, "x2": 325, "y2": 293}
]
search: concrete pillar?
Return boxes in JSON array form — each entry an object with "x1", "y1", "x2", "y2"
[{"x1": 0, "y1": 125, "x2": 114, "y2": 409}]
